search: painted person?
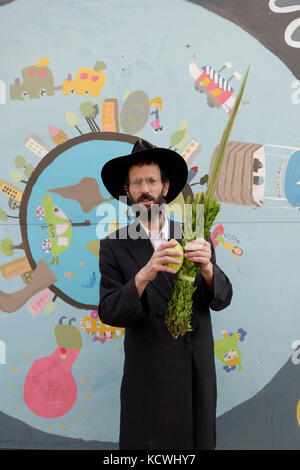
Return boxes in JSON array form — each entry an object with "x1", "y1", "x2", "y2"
[
  {"x1": 149, "y1": 96, "x2": 163, "y2": 132},
  {"x1": 98, "y1": 138, "x2": 233, "y2": 450}
]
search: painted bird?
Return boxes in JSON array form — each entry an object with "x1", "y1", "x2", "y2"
[{"x1": 81, "y1": 272, "x2": 96, "y2": 288}]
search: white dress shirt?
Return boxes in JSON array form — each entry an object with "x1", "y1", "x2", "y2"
[{"x1": 139, "y1": 214, "x2": 169, "y2": 250}]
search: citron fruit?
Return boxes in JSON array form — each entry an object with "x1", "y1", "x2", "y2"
[{"x1": 165, "y1": 239, "x2": 184, "y2": 272}]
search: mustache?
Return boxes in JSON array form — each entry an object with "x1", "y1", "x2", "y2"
[{"x1": 137, "y1": 194, "x2": 155, "y2": 203}]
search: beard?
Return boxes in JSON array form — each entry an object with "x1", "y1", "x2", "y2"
[{"x1": 127, "y1": 190, "x2": 167, "y2": 224}]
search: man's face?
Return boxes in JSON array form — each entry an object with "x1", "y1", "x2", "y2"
[{"x1": 124, "y1": 162, "x2": 169, "y2": 222}]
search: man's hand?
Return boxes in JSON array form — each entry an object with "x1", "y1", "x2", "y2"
[
  {"x1": 184, "y1": 238, "x2": 214, "y2": 292},
  {"x1": 140, "y1": 240, "x2": 183, "y2": 282},
  {"x1": 135, "y1": 240, "x2": 183, "y2": 297},
  {"x1": 183, "y1": 238, "x2": 212, "y2": 271}
]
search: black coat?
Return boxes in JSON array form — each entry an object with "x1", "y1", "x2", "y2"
[{"x1": 98, "y1": 218, "x2": 233, "y2": 450}]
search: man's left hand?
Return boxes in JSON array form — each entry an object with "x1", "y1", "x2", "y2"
[{"x1": 184, "y1": 238, "x2": 212, "y2": 272}]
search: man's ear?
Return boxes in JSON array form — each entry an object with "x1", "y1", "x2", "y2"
[
  {"x1": 162, "y1": 179, "x2": 170, "y2": 197},
  {"x1": 124, "y1": 185, "x2": 129, "y2": 197}
]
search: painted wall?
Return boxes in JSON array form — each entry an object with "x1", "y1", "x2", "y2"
[{"x1": 0, "y1": 0, "x2": 300, "y2": 450}]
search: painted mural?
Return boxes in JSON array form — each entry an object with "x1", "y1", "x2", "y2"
[{"x1": 0, "y1": 0, "x2": 300, "y2": 450}]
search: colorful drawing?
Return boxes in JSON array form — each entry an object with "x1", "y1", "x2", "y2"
[
  {"x1": 61, "y1": 61, "x2": 107, "y2": 97},
  {"x1": 13, "y1": 155, "x2": 35, "y2": 181},
  {"x1": 21, "y1": 270, "x2": 34, "y2": 285},
  {"x1": 169, "y1": 121, "x2": 190, "y2": 152},
  {"x1": 181, "y1": 139, "x2": 202, "y2": 167},
  {"x1": 23, "y1": 316, "x2": 82, "y2": 418},
  {"x1": 269, "y1": 1, "x2": 300, "y2": 48},
  {"x1": 187, "y1": 166, "x2": 198, "y2": 184},
  {"x1": 0, "y1": 205, "x2": 19, "y2": 222},
  {"x1": 0, "y1": 259, "x2": 57, "y2": 313},
  {"x1": 0, "y1": 256, "x2": 31, "y2": 279},
  {"x1": 25, "y1": 133, "x2": 50, "y2": 159},
  {"x1": 0, "y1": 238, "x2": 25, "y2": 257},
  {"x1": 189, "y1": 55, "x2": 249, "y2": 114},
  {"x1": 64, "y1": 272, "x2": 74, "y2": 278},
  {"x1": 41, "y1": 195, "x2": 72, "y2": 265},
  {"x1": 101, "y1": 98, "x2": 120, "y2": 132},
  {"x1": 81, "y1": 272, "x2": 96, "y2": 288},
  {"x1": 26, "y1": 288, "x2": 53, "y2": 316},
  {"x1": 0, "y1": 179, "x2": 23, "y2": 203},
  {"x1": 149, "y1": 97, "x2": 163, "y2": 133},
  {"x1": 211, "y1": 225, "x2": 243, "y2": 259},
  {"x1": 80, "y1": 311, "x2": 124, "y2": 343},
  {"x1": 65, "y1": 111, "x2": 84, "y2": 135},
  {"x1": 86, "y1": 240, "x2": 100, "y2": 259},
  {"x1": 214, "y1": 329, "x2": 247, "y2": 372},
  {"x1": 10, "y1": 58, "x2": 56, "y2": 100},
  {"x1": 48, "y1": 177, "x2": 113, "y2": 213},
  {"x1": 262, "y1": 146, "x2": 300, "y2": 210},
  {"x1": 48, "y1": 126, "x2": 69, "y2": 145},
  {"x1": 208, "y1": 141, "x2": 264, "y2": 207},
  {"x1": 8, "y1": 198, "x2": 21, "y2": 211},
  {"x1": 297, "y1": 400, "x2": 300, "y2": 426},
  {"x1": 79, "y1": 101, "x2": 101, "y2": 132},
  {"x1": 120, "y1": 90, "x2": 150, "y2": 133}
]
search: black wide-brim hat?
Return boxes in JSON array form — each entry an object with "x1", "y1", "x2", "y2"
[{"x1": 101, "y1": 138, "x2": 188, "y2": 204}]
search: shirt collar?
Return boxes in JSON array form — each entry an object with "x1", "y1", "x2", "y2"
[{"x1": 139, "y1": 214, "x2": 169, "y2": 241}]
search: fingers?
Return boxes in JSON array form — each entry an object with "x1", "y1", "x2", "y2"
[
  {"x1": 185, "y1": 255, "x2": 210, "y2": 264},
  {"x1": 156, "y1": 240, "x2": 179, "y2": 251},
  {"x1": 184, "y1": 247, "x2": 210, "y2": 256},
  {"x1": 184, "y1": 239, "x2": 211, "y2": 265},
  {"x1": 154, "y1": 245, "x2": 183, "y2": 259},
  {"x1": 159, "y1": 248, "x2": 183, "y2": 258},
  {"x1": 159, "y1": 265, "x2": 177, "y2": 274},
  {"x1": 152, "y1": 256, "x2": 182, "y2": 273},
  {"x1": 184, "y1": 238, "x2": 209, "y2": 251}
]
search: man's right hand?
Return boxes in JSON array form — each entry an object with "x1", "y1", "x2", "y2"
[{"x1": 135, "y1": 240, "x2": 183, "y2": 298}]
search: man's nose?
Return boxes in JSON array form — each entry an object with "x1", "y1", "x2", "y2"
[{"x1": 139, "y1": 180, "x2": 151, "y2": 191}]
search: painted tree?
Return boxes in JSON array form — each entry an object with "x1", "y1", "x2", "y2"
[
  {"x1": 14, "y1": 155, "x2": 34, "y2": 180},
  {"x1": 65, "y1": 111, "x2": 84, "y2": 135},
  {"x1": 14, "y1": 155, "x2": 26, "y2": 168},
  {"x1": 190, "y1": 174, "x2": 209, "y2": 188},
  {"x1": 79, "y1": 101, "x2": 101, "y2": 133},
  {"x1": 9, "y1": 170, "x2": 28, "y2": 184},
  {"x1": 0, "y1": 207, "x2": 19, "y2": 220},
  {"x1": 0, "y1": 238, "x2": 25, "y2": 256},
  {"x1": 168, "y1": 120, "x2": 190, "y2": 151}
]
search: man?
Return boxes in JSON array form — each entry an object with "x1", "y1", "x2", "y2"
[{"x1": 98, "y1": 138, "x2": 233, "y2": 450}]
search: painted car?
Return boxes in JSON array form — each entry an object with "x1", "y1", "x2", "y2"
[
  {"x1": 61, "y1": 61, "x2": 107, "y2": 97},
  {"x1": 10, "y1": 58, "x2": 55, "y2": 100},
  {"x1": 189, "y1": 54, "x2": 243, "y2": 114}
]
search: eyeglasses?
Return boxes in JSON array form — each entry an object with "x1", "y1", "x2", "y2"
[{"x1": 129, "y1": 176, "x2": 161, "y2": 187}]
